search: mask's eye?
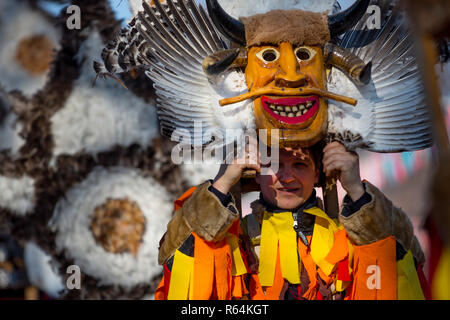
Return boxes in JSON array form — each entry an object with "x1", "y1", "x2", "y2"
[
  {"x1": 256, "y1": 48, "x2": 280, "y2": 63},
  {"x1": 294, "y1": 46, "x2": 316, "y2": 62}
]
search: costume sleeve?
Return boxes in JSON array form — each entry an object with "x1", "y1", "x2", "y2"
[
  {"x1": 208, "y1": 184, "x2": 233, "y2": 206},
  {"x1": 158, "y1": 180, "x2": 239, "y2": 265},
  {"x1": 338, "y1": 181, "x2": 425, "y2": 265},
  {"x1": 341, "y1": 188, "x2": 372, "y2": 217},
  {"x1": 156, "y1": 182, "x2": 246, "y2": 300}
]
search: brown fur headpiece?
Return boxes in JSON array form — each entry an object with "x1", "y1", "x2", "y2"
[{"x1": 241, "y1": 9, "x2": 331, "y2": 47}]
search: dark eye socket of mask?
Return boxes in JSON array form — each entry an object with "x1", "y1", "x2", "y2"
[
  {"x1": 262, "y1": 49, "x2": 278, "y2": 62},
  {"x1": 296, "y1": 48, "x2": 311, "y2": 61}
]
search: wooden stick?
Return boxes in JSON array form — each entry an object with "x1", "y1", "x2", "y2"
[
  {"x1": 230, "y1": 182, "x2": 243, "y2": 219},
  {"x1": 323, "y1": 177, "x2": 339, "y2": 219},
  {"x1": 242, "y1": 169, "x2": 256, "y2": 179},
  {"x1": 219, "y1": 87, "x2": 357, "y2": 107}
]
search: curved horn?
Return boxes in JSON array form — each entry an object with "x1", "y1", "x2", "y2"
[
  {"x1": 202, "y1": 48, "x2": 247, "y2": 79},
  {"x1": 328, "y1": 0, "x2": 371, "y2": 38},
  {"x1": 324, "y1": 43, "x2": 372, "y2": 86},
  {"x1": 206, "y1": 0, "x2": 246, "y2": 45}
]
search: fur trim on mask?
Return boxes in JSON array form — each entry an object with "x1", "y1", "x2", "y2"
[{"x1": 241, "y1": 9, "x2": 330, "y2": 47}]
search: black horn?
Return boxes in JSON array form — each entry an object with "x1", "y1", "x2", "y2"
[
  {"x1": 206, "y1": 0, "x2": 246, "y2": 45},
  {"x1": 328, "y1": 0, "x2": 371, "y2": 38},
  {"x1": 202, "y1": 48, "x2": 247, "y2": 80}
]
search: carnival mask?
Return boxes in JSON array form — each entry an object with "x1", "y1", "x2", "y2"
[
  {"x1": 203, "y1": 0, "x2": 372, "y2": 147},
  {"x1": 95, "y1": 0, "x2": 432, "y2": 155},
  {"x1": 245, "y1": 43, "x2": 328, "y2": 147}
]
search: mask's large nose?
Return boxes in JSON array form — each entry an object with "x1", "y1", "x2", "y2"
[{"x1": 274, "y1": 42, "x2": 306, "y2": 88}]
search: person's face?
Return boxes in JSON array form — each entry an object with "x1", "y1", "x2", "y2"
[{"x1": 255, "y1": 148, "x2": 319, "y2": 210}]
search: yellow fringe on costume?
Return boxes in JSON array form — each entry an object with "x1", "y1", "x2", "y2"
[
  {"x1": 167, "y1": 249, "x2": 194, "y2": 300},
  {"x1": 258, "y1": 211, "x2": 300, "y2": 286}
]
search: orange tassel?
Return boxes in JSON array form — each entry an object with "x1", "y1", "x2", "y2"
[
  {"x1": 192, "y1": 233, "x2": 232, "y2": 300},
  {"x1": 193, "y1": 234, "x2": 215, "y2": 299},
  {"x1": 154, "y1": 276, "x2": 165, "y2": 300},
  {"x1": 264, "y1": 246, "x2": 286, "y2": 300},
  {"x1": 298, "y1": 237, "x2": 318, "y2": 300},
  {"x1": 247, "y1": 247, "x2": 286, "y2": 300},
  {"x1": 325, "y1": 228, "x2": 349, "y2": 265},
  {"x1": 214, "y1": 240, "x2": 232, "y2": 300},
  {"x1": 249, "y1": 273, "x2": 265, "y2": 300},
  {"x1": 350, "y1": 236, "x2": 397, "y2": 300}
]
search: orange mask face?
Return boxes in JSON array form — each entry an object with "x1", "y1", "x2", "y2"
[{"x1": 245, "y1": 42, "x2": 328, "y2": 147}]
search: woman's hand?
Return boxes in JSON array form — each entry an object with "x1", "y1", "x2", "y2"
[{"x1": 322, "y1": 142, "x2": 364, "y2": 201}]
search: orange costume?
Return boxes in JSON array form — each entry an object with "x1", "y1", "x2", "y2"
[
  {"x1": 94, "y1": 0, "x2": 436, "y2": 300},
  {"x1": 155, "y1": 181, "x2": 427, "y2": 300}
]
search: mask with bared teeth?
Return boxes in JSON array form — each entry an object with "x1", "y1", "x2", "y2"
[{"x1": 203, "y1": 0, "x2": 372, "y2": 147}]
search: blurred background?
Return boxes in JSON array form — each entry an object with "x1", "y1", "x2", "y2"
[{"x1": 0, "y1": 0, "x2": 448, "y2": 300}]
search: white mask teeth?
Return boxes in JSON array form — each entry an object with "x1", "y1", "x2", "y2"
[{"x1": 267, "y1": 99, "x2": 316, "y2": 117}]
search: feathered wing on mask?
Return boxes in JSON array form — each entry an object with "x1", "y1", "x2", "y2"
[
  {"x1": 95, "y1": 0, "x2": 339, "y2": 147},
  {"x1": 95, "y1": 0, "x2": 254, "y2": 147},
  {"x1": 327, "y1": 0, "x2": 433, "y2": 152},
  {"x1": 95, "y1": 0, "x2": 434, "y2": 153}
]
